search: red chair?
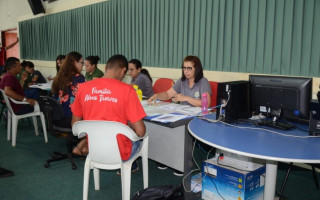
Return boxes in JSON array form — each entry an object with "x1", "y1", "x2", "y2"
[
  {"x1": 152, "y1": 78, "x2": 175, "y2": 94},
  {"x1": 209, "y1": 81, "x2": 218, "y2": 108},
  {"x1": 152, "y1": 78, "x2": 175, "y2": 102}
]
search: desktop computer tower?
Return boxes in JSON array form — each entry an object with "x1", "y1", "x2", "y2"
[
  {"x1": 309, "y1": 100, "x2": 320, "y2": 136},
  {"x1": 216, "y1": 81, "x2": 252, "y2": 122}
]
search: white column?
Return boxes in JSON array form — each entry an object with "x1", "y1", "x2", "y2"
[{"x1": 264, "y1": 160, "x2": 278, "y2": 200}]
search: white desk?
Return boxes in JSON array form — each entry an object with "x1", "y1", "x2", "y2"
[{"x1": 142, "y1": 101, "x2": 200, "y2": 172}]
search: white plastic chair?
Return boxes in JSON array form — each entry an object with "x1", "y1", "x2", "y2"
[
  {"x1": 72, "y1": 120, "x2": 149, "y2": 200},
  {"x1": 0, "y1": 89, "x2": 48, "y2": 146}
]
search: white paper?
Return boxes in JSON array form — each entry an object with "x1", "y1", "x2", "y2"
[
  {"x1": 29, "y1": 83, "x2": 52, "y2": 90},
  {"x1": 150, "y1": 113, "x2": 189, "y2": 123}
]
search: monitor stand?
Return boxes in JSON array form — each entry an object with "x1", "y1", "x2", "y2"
[{"x1": 258, "y1": 121, "x2": 294, "y2": 131}]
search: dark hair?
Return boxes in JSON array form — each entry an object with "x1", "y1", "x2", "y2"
[
  {"x1": 140, "y1": 69, "x2": 153, "y2": 83},
  {"x1": 129, "y1": 59, "x2": 152, "y2": 82},
  {"x1": 55, "y1": 55, "x2": 66, "y2": 73},
  {"x1": 128, "y1": 59, "x2": 142, "y2": 70},
  {"x1": 21, "y1": 60, "x2": 34, "y2": 69},
  {"x1": 85, "y1": 56, "x2": 100, "y2": 68},
  {"x1": 4, "y1": 57, "x2": 20, "y2": 70},
  {"x1": 106, "y1": 54, "x2": 128, "y2": 72},
  {"x1": 181, "y1": 55, "x2": 204, "y2": 83},
  {"x1": 52, "y1": 52, "x2": 82, "y2": 95}
]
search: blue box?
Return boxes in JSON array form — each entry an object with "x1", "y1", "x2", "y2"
[{"x1": 202, "y1": 158, "x2": 265, "y2": 200}]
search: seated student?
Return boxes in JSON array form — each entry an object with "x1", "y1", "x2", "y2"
[
  {"x1": 18, "y1": 60, "x2": 39, "y2": 99},
  {"x1": 18, "y1": 60, "x2": 33, "y2": 89},
  {"x1": 51, "y1": 52, "x2": 85, "y2": 119},
  {"x1": 128, "y1": 59, "x2": 154, "y2": 98},
  {"x1": 148, "y1": 55, "x2": 212, "y2": 176},
  {"x1": 48, "y1": 55, "x2": 66, "y2": 81},
  {"x1": 24, "y1": 61, "x2": 46, "y2": 84},
  {"x1": 84, "y1": 55, "x2": 104, "y2": 81},
  {"x1": 0, "y1": 57, "x2": 37, "y2": 115},
  {"x1": 71, "y1": 54, "x2": 146, "y2": 175}
]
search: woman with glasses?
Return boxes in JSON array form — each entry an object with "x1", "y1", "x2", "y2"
[
  {"x1": 128, "y1": 59, "x2": 154, "y2": 98},
  {"x1": 52, "y1": 51, "x2": 85, "y2": 118},
  {"x1": 84, "y1": 55, "x2": 104, "y2": 81},
  {"x1": 148, "y1": 55, "x2": 211, "y2": 107},
  {"x1": 148, "y1": 55, "x2": 212, "y2": 176}
]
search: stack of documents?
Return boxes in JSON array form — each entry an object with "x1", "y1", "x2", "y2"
[
  {"x1": 150, "y1": 113, "x2": 190, "y2": 123},
  {"x1": 29, "y1": 83, "x2": 52, "y2": 90},
  {"x1": 141, "y1": 100, "x2": 201, "y2": 120}
]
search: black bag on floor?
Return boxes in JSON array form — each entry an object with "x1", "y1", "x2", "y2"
[{"x1": 131, "y1": 185, "x2": 184, "y2": 200}]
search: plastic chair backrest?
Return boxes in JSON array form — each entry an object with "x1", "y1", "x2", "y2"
[
  {"x1": 1, "y1": 89, "x2": 14, "y2": 113},
  {"x1": 152, "y1": 78, "x2": 175, "y2": 94},
  {"x1": 209, "y1": 81, "x2": 218, "y2": 108},
  {"x1": 72, "y1": 120, "x2": 141, "y2": 165}
]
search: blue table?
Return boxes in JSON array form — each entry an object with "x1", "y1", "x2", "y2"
[{"x1": 188, "y1": 114, "x2": 320, "y2": 200}]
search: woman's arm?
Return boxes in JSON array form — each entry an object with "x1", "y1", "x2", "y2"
[
  {"x1": 148, "y1": 87, "x2": 177, "y2": 104},
  {"x1": 172, "y1": 92, "x2": 211, "y2": 107}
]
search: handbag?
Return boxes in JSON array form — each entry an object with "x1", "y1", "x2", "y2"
[{"x1": 131, "y1": 185, "x2": 184, "y2": 200}]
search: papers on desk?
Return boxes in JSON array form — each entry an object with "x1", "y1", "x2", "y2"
[
  {"x1": 141, "y1": 100, "x2": 201, "y2": 116},
  {"x1": 150, "y1": 113, "x2": 190, "y2": 123},
  {"x1": 29, "y1": 83, "x2": 52, "y2": 90},
  {"x1": 140, "y1": 100, "x2": 149, "y2": 107}
]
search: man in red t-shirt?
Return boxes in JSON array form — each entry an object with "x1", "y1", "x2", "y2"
[{"x1": 71, "y1": 54, "x2": 146, "y2": 166}]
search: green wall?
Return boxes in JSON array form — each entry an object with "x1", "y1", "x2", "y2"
[{"x1": 19, "y1": 0, "x2": 320, "y2": 77}]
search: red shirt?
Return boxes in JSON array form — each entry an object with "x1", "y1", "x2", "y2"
[
  {"x1": 71, "y1": 78, "x2": 146, "y2": 160},
  {"x1": 0, "y1": 73, "x2": 25, "y2": 113},
  {"x1": 0, "y1": 47, "x2": 5, "y2": 66}
]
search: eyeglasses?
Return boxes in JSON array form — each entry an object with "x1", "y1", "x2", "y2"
[{"x1": 181, "y1": 66, "x2": 193, "y2": 71}]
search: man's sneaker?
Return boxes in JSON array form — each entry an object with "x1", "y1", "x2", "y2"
[
  {"x1": 173, "y1": 170, "x2": 184, "y2": 177},
  {"x1": 117, "y1": 161, "x2": 139, "y2": 175},
  {"x1": 157, "y1": 164, "x2": 168, "y2": 170},
  {"x1": 0, "y1": 167, "x2": 14, "y2": 178}
]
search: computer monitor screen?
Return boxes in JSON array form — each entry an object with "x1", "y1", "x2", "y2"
[{"x1": 249, "y1": 75, "x2": 312, "y2": 130}]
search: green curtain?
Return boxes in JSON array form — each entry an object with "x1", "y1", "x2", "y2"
[{"x1": 19, "y1": 0, "x2": 320, "y2": 77}]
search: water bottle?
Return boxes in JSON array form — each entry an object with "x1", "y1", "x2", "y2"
[
  {"x1": 201, "y1": 93, "x2": 208, "y2": 114},
  {"x1": 133, "y1": 85, "x2": 142, "y2": 101},
  {"x1": 137, "y1": 89, "x2": 143, "y2": 101}
]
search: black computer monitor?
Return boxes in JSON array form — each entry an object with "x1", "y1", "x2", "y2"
[{"x1": 249, "y1": 75, "x2": 312, "y2": 130}]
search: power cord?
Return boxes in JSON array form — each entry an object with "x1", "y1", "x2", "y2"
[
  {"x1": 203, "y1": 153, "x2": 226, "y2": 200},
  {"x1": 182, "y1": 138, "x2": 226, "y2": 199},
  {"x1": 182, "y1": 139, "x2": 202, "y2": 193},
  {"x1": 199, "y1": 116, "x2": 320, "y2": 138},
  {"x1": 182, "y1": 140, "x2": 221, "y2": 198}
]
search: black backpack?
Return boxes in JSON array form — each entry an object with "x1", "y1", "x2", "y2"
[{"x1": 131, "y1": 185, "x2": 184, "y2": 200}]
